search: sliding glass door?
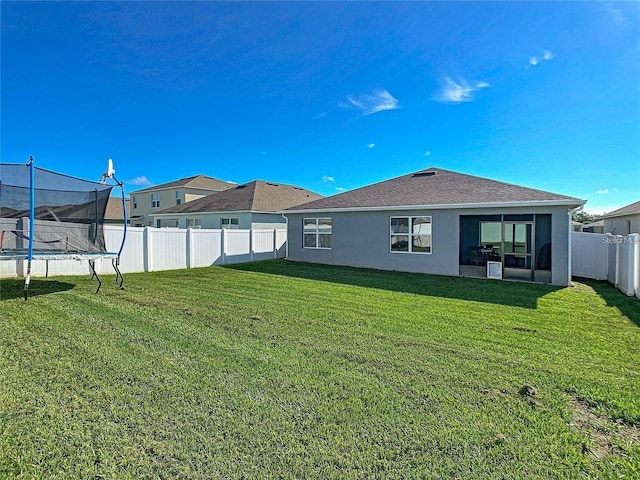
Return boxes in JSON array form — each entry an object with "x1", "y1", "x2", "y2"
[{"x1": 503, "y1": 222, "x2": 533, "y2": 280}]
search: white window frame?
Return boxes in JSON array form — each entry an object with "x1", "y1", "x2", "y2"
[
  {"x1": 220, "y1": 217, "x2": 239, "y2": 229},
  {"x1": 151, "y1": 193, "x2": 160, "y2": 208},
  {"x1": 176, "y1": 191, "x2": 182, "y2": 205},
  {"x1": 132, "y1": 195, "x2": 138, "y2": 210},
  {"x1": 303, "y1": 217, "x2": 332, "y2": 249},
  {"x1": 390, "y1": 216, "x2": 432, "y2": 254}
]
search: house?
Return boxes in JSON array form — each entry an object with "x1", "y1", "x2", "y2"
[
  {"x1": 104, "y1": 197, "x2": 130, "y2": 225},
  {"x1": 129, "y1": 175, "x2": 236, "y2": 227},
  {"x1": 571, "y1": 220, "x2": 583, "y2": 232},
  {"x1": 580, "y1": 220, "x2": 604, "y2": 234},
  {"x1": 602, "y1": 200, "x2": 640, "y2": 235},
  {"x1": 151, "y1": 180, "x2": 323, "y2": 229},
  {"x1": 283, "y1": 167, "x2": 585, "y2": 286}
]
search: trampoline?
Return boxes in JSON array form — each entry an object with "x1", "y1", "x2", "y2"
[{"x1": 0, "y1": 157, "x2": 127, "y2": 299}]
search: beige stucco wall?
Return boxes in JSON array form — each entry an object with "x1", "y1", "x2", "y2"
[{"x1": 130, "y1": 187, "x2": 218, "y2": 226}]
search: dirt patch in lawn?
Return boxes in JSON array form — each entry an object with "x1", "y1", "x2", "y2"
[{"x1": 569, "y1": 397, "x2": 640, "y2": 460}]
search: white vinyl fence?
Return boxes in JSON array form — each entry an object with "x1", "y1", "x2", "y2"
[
  {"x1": 571, "y1": 232, "x2": 640, "y2": 299},
  {"x1": 0, "y1": 226, "x2": 287, "y2": 278}
]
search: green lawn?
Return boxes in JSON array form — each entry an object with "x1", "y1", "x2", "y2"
[{"x1": 1, "y1": 260, "x2": 639, "y2": 478}]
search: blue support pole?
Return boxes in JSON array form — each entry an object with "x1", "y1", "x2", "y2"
[
  {"x1": 112, "y1": 175, "x2": 127, "y2": 288},
  {"x1": 25, "y1": 156, "x2": 35, "y2": 300}
]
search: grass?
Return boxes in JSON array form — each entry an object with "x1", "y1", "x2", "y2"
[{"x1": 0, "y1": 259, "x2": 639, "y2": 478}]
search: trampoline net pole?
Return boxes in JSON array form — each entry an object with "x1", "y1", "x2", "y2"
[{"x1": 25, "y1": 157, "x2": 35, "y2": 300}]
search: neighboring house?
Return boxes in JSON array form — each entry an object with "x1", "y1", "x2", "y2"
[
  {"x1": 129, "y1": 175, "x2": 236, "y2": 227},
  {"x1": 602, "y1": 200, "x2": 640, "y2": 234},
  {"x1": 283, "y1": 167, "x2": 585, "y2": 286},
  {"x1": 571, "y1": 220, "x2": 583, "y2": 232},
  {"x1": 151, "y1": 180, "x2": 323, "y2": 229},
  {"x1": 104, "y1": 197, "x2": 130, "y2": 225},
  {"x1": 580, "y1": 220, "x2": 604, "y2": 234}
]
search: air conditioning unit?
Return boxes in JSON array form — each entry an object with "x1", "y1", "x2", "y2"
[{"x1": 487, "y1": 261, "x2": 503, "y2": 279}]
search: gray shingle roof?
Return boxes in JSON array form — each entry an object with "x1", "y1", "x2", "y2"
[
  {"x1": 286, "y1": 168, "x2": 584, "y2": 211},
  {"x1": 155, "y1": 181, "x2": 323, "y2": 214},
  {"x1": 601, "y1": 200, "x2": 640, "y2": 218},
  {"x1": 105, "y1": 197, "x2": 129, "y2": 220},
  {"x1": 131, "y1": 175, "x2": 236, "y2": 193}
]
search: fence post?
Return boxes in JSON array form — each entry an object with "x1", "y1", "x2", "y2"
[
  {"x1": 603, "y1": 234, "x2": 609, "y2": 280},
  {"x1": 615, "y1": 236, "x2": 620, "y2": 287},
  {"x1": 221, "y1": 228, "x2": 226, "y2": 265},
  {"x1": 250, "y1": 229, "x2": 254, "y2": 261},
  {"x1": 628, "y1": 234, "x2": 639, "y2": 297},
  {"x1": 273, "y1": 229, "x2": 277, "y2": 259},
  {"x1": 144, "y1": 227, "x2": 153, "y2": 272},
  {"x1": 186, "y1": 228, "x2": 193, "y2": 269}
]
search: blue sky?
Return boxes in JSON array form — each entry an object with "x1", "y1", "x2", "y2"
[{"x1": 2, "y1": 1, "x2": 639, "y2": 214}]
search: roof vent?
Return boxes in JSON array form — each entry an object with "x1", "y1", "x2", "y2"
[
  {"x1": 266, "y1": 182, "x2": 279, "y2": 186},
  {"x1": 236, "y1": 185, "x2": 247, "y2": 189},
  {"x1": 412, "y1": 171, "x2": 436, "y2": 178},
  {"x1": 293, "y1": 187, "x2": 303, "y2": 190}
]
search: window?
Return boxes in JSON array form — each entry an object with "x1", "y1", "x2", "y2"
[
  {"x1": 132, "y1": 196, "x2": 138, "y2": 209},
  {"x1": 187, "y1": 218, "x2": 201, "y2": 229},
  {"x1": 157, "y1": 219, "x2": 178, "y2": 228},
  {"x1": 303, "y1": 218, "x2": 332, "y2": 249},
  {"x1": 221, "y1": 217, "x2": 239, "y2": 229},
  {"x1": 176, "y1": 191, "x2": 182, "y2": 205},
  {"x1": 152, "y1": 193, "x2": 160, "y2": 208},
  {"x1": 390, "y1": 216, "x2": 432, "y2": 254},
  {"x1": 480, "y1": 221, "x2": 502, "y2": 256}
]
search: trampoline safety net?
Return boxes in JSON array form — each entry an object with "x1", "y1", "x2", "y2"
[{"x1": 0, "y1": 163, "x2": 114, "y2": 258}]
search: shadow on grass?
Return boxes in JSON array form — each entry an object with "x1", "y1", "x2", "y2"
[
  {"x1": 225, "y1": 260, "x2": 562, "y2": 309},
  {"x1": 576, "y1": 277, "x2": 640, "y2": 327},
  {"x1": 0, "y1": 278, "x2": 75, "y2": 300}
]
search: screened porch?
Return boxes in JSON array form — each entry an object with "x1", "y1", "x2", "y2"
[{"x1": 459, "y1": 214, "x2": 552, "y2": 283}]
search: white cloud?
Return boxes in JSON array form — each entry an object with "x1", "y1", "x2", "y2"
[
  {"x1": 604, "y1": 3, "x2": 626, "y2": 25},
  {"x1": 340, "y1": 89, "x2": 399, "y2": 115},
  {"x1": 322, "y1": 175, "x2": 335, "y2": 182},
  {"x1": 259, "y1": 151, "x2": 267, "y2": 155},
  {"x1": 596, "y1": 189, "x2": 609, "y2": 194},
  {"x1": 335, "y1": 187, "x2": 346, "y2": 192},
  {"x1": 313, "y1": 112, "x2": 327, "y2": 119},
  {"x1": 582, "y1": 206, "x2": 609, "y2": 216},
  {"x1": 433, "y1": 76, "x2": 490, "y2": 103},
  {"x1": 126, "y1": 176, "x2": 153, "y2": 186},
  {"x1": 424, "y1": 151, "x2": 431, "y2": 157},
  {"x1": 528, "y1": 50, "x2": 554, "y2": 67},
  {"x1": 367, "y1": 143, "x2": 376, "y2": 149}
]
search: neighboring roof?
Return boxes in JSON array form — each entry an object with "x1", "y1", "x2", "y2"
[
  {"x1": 571, "y1": 220, "x2": 583, "y2": 226},
  {"x1": 153, "y1": 180, "x2": 323, "y2": 215},
  {"x1": 105, "y1": 197, "x2": 129, "y2": 220},
  {"x1": 601, "y1": 200, "x2": 640, "y2": 219},
  {"x1": 130, "y1": 175, "x2": 236, "y2": 193},
  {"x1": 582, "y1": 220, "x2": 604, "y2": 228},
  {"x1": 285, "y1": 167, "x2": 585, "y2": 212}
]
